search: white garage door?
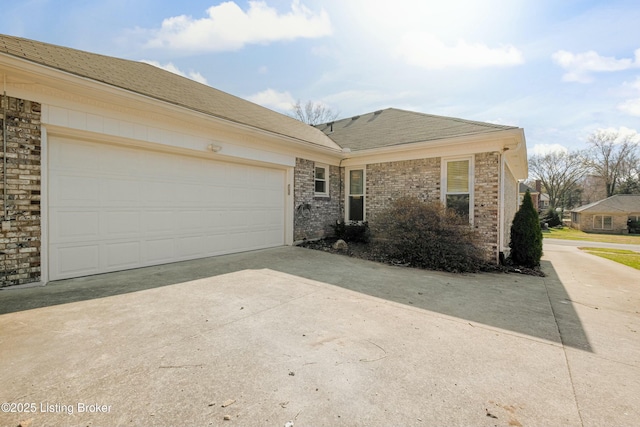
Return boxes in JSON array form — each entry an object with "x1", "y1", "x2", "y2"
[{"x1": 48, "y1": 137, "x2": 286, "y2": 280}]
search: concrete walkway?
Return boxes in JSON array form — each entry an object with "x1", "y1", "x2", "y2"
[{"x1": 0, "y1": 243, "x2": 638, "y2": 426}]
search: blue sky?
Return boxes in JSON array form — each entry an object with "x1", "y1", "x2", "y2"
[{"x1": 2, "y1": 0, "x2": 640, "y2": 154}]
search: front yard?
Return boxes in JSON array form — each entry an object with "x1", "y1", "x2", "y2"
[
  {"x1": 545, "y1": 227, "x2": 640, "y2": 245},
  {"x1": 578, "y1": 247, "x2": 640, "y2": 270}
]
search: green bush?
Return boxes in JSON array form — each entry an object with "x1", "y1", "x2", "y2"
[
  {"x1": 542, "y1": 208, "x2": 561, "y2": 227},
  {"x1": 370, "y1": 197, "x2": 487, "y2": 272},
  {"x1": 509, "y1": 190, "x2": 543, "y2": 267},
  {"x1": 332, "y1": 220, "x2": 370, "y2": 243}
]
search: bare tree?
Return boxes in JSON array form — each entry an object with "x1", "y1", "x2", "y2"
[
  {"x1": 585, "y1": 129, "x2": 640, "y2": 197},
  {"x1": 290, "y1": 100, "x2": 339, "y2": 125},
  {"x1": 528, "y1": 150, "x2": 588, "y2": 210}
]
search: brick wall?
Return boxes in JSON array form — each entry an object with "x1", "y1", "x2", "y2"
[
  {"x1": 473, "y1": 152, "x2": 500, "y2": 261},
  {"x1": 293, "y1": 158, "x2": 342, "y2": 241},
  {"x1": 366, "y1": 158, "x2": 441, "y2": 222},
  {"x1": 295, "y1": 153, "x2": 507, "y2": 262},
  {"x1": 0, "y1": 96, "x2": 42, "y2": 287},
  {"x1": 575, "y1": 213, "x2": 629, "y2": 234}
]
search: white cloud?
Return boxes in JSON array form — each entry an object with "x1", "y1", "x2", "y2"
[
  {"x1": 144, "y1": 0, "x2": 331, "y2": 52},
  {"x1": 531, "y1": 144, "x2": 569, "y2": 156},
  {"x1": 396, "y1": 32, "x2": 524, "y2": 69},
  {"x1": 595, "y1": 126, "x2": 640, "y2": 142},
  {"x1": 618, "y1": 77, "x2": 640, "y2": 117},
  {"x1": 552, "y1": 49, "x2": 640, "y2": 83},
  {"x1": 141, "y1": 60, "x2": 208, "y2": 84},
  {"x1": 245, "y1": 88, "x2": 295, "y2": 111},
  {"x1": 618, "y1": 98, "x2": 640, "y2": 117}
]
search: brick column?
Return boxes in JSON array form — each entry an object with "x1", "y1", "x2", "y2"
[{"x1": 0, "y1": 96, "x2": 42, "y2": 287}]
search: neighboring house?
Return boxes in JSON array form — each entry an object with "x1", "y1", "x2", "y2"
[
  {"x1": 539, "y1": 192, "x2": 550, "y2": 212},
  {"x1": 0, "y1": 34, "x2": 527, "y2": 287},
  {"x1": 571, "y1": 195, "x2": 640, "y2": 234},
  {"x1": 518, "y1": 182, "x2": 539, "y2": 210}
]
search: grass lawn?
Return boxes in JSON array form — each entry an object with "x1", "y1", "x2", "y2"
[
  {"x1": 578, "y1": 247, "x2": 640, "y2": 270},
  {"x1": 544, "y1": 227, "x2": 640, "y2": 245}
]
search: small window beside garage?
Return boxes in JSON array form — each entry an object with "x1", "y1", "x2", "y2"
[
  {"x1": 593, "y1": 215, "x2": 613, "y2": 230},
  {"x1": 314, "y1": 164, "x2": 329, "y2": 197}
]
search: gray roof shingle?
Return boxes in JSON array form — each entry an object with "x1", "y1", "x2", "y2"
[
  {"x1": 573, "y1": 194, "x2": 640, "y2": 213},
  {"x1": 0, "y1": 34, "x2": 339, "y2": 150},
  {"x1": 315, "y1": 108, "x2": 518, "y2": 151}
]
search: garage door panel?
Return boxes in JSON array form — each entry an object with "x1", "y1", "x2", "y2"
[
  {"x1": 102, "y1": 179, "x2": 141, "y2": 206},
  {"x1": 53, "y1": 245, "x2": 100, "y2": 277},
  {"x1": 51, "y1": 139, "x2": 100, "y2": 171},
  {"x1": 49, "y1": 137, "x2": 286, "y2": 280},
  {"x1": 52, "y1": 210, "x2": 101, "y2": 241},
  {"x1": 179, "y1": 184, "x2": 206, "y2": 204},
  {"x1": 105, "y1": 211, "x2": 141, "y2": 237},
  {"x1": 143, "y1": 181, "x2": 179, "y2": 205},
  {"x1": 140, "y1": 153, "x2": 174, "y2": 178},
  {"x1": 144, "y1": 238, "x2": 176, "y2": 263},
  {"x1": 53, "y1": 175, "x2": 100, "y2": 205},
  {"x1": 105, "y1": 241, "x2": 141, "y2": 269},
  {"x1": 177, "y1": 235, "x2": 205, "y2": 257},
  {"x1": 180, "y1": 210, "x2": 205, "y2": 231},
  {"x1": 99, "y1": 145, "x2": 141, "y2": 174}
]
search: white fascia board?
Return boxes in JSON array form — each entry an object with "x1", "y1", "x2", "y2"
[{"x1": 340, "y1": 129, "x2": 524, "y2": 167}]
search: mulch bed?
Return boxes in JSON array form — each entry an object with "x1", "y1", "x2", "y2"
[{"x1": 298, "y1": 238, "x2": 546, "y2": 277}]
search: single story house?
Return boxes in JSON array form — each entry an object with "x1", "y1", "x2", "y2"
[
  {"x1": 0, "y1": 34, "x2": 527, "y2": 287},
  {"x1": 571, "y1": 194, "x2": 640, "y2": 234}
]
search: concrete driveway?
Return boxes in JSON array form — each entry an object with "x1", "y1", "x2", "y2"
[{"x1": 0, "y1": 242, "x2": 638, "y2": 426}]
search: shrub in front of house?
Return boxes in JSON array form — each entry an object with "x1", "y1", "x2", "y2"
[
  {"x1": 370, "y1": 196, "x2": 486, "y2": 272},
  {"x1": 541, "y1": 208, "x2": 562, "y2": 227},
  {"x1": 509, "y1": 190, "x2": 543, "y2": 267},
  {"x1": 332, "y1": 220, "x2": 370, "y2": 243}
]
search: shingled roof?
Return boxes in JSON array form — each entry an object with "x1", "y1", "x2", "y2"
[
  {"x1": 573, "y1": 194, "x2": 640, "y2": 213},
  {"x1": 0, "y1": 34, "x2": 339, "y2": 151},
  {"x1": 315, "y1": 108, "x2": 519, "y2": 151}
]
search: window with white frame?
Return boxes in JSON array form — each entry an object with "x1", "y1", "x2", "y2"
[
  {"x1": 443, "y1": 158, "x2": 472, "y2": 222},
  {"x1": 593, "y1": 215, "x2": 613, "y2": 230},
  {"x1": 314, "y1": 164, "x2": 329, "y2": 197},
  {"x1": 346, "y1": 168, "x2": 365, "y2": 222}
]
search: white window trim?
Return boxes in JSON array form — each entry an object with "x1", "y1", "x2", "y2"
[
  {"x1": 314, "y1": 163, "x2": 329, "y2": 197},
  {"x1": 593, "y1": 215, "x2": 613, "y2": 230},
  {"x1": 345, "y1": 166, "x2": 366, "y2": 223},
  {"x1": 441, "y1": 156, "x2": 474, "y2": 224}
]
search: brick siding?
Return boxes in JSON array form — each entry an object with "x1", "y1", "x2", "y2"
[
  {"x1": 473, "y1": 152, "x2": 501, "y2": 261},
  {"x1": 366, "y1": 158, "x2": 441, "y2": 222},
  {"x1": 293, "y1": 158, "x2": 342, "y2": 241},
  {"x1": 0, "y1": 96, "x2": 42, "y2": 287},
  {"x1": 574, "y1": 213, "x2": 629, "y2": 234}
]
